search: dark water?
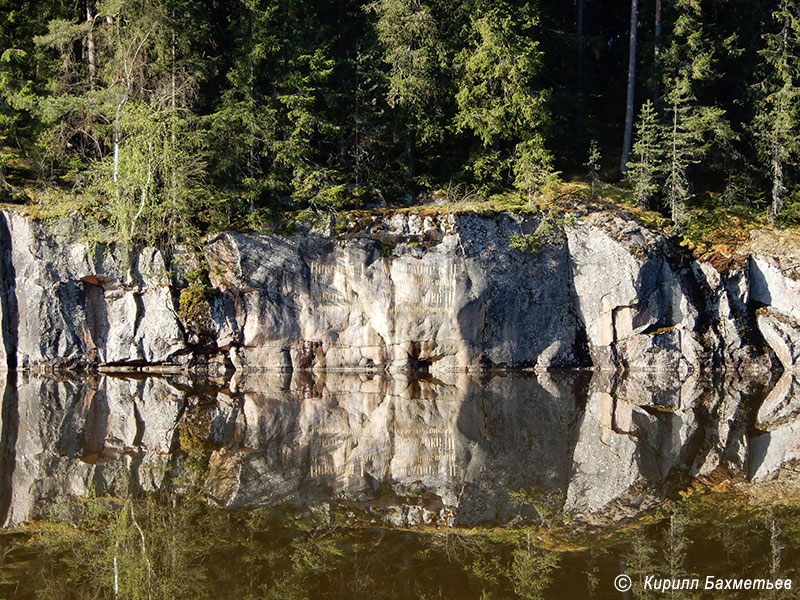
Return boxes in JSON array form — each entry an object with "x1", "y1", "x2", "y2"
[{"x1": 0, "y1": 369, "x2": 799, "y2": 598}]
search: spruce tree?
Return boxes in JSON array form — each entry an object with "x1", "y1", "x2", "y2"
[
  {"x1": 454, "y1": 0, "x2": 553, "y2": 188},
  {"x1": 206, "y1": 0, "x2": 282, "y2": 210},
  {"x1": 513, "y1": 135, "x2": 558, "y2": 205},
  {"x1": 660, "y1": 0, "x2": 730, "y2": 225},
  {"x1": 626, "y1": 100, "x2": 661, "y2": 208},
  {"x1": 208, "y1": 0, "x2": 340, "y2": 212},
  {"x1": 370, "y1": 0, "x2": 444, "y2": 178},
  {"x1": 0, "y1": 48, "x2": 33, "y2": 192},
  {"x1": 752, "y1": 0, "x2": 800, "y2": 223},
  {"x1": 342, "y1": 40, "x2": 389, "y2": 187},
  {"x1": 586, "y1": 139, "x2": 602, "y2": 198},
  {"x1": 0, "y1": 0, "x2": 71, "y2": 191}
]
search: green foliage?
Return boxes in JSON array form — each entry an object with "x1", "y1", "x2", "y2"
[
  {"x1": 510, "y1": 542, "x2": 560, "y2": 600},
  {"x1": 660, "y1": 0, "x2": 734, "y2": 226},
  {"x1": 370, "y1": 0, "x2": 444, "y2": 145},
  {"x1": 508, "y1": 209, "x2": 572, "y2": 253},
  {"x1": 2, "y1": 0, "x2": 800, "y2": 241},
  {"x1": 513, "y1": 137, "x2": 559, "y2": 205},
  {"x1": 627, "y1": 100, "x2": 662, "y2": 208},
  {"x1": 5, "y1": 490, "x2": 800, "y2": 600},
  {"x1": 584, "y1": 139, "x2": 601, "y2": 198},
  {"x1": 454, "y1": 2, "x2": 544, "y2": 146},
  {"x1": 454, "y1": 1, "x2": 554, "y2": 188},
  {"x1": 508, "y1": 232, "x2": 543, "y2": 253},
  {"x1": 178, "y1": 266, "x2": 213, "y2": 335},
  {"x1": 30, "y1": 0, "x2": 206, "y2": 246},
  {"x1": 752, "y1": 0, "x2": 800, "y2": 223},
  {"x1": 508, "y1": 487, "x2": 568, "y2": 527}
]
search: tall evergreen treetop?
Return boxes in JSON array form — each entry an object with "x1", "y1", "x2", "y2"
[
  {"x1": 454, "y1": 0, "x2": 554, "y2": 187},
  {"x1": 752, "y1": 0, "x2": 800, "y2": 222},
  {"x1": 454, "y1": 1, "x2": 546, "y2": 147},
  {"x1": 659, "y1": 0, "x2": 732, "y2": 223}
]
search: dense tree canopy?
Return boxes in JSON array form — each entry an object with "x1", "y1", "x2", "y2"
[{"x1": 0, "y1": 0, "x2": 798, "y2": 243}]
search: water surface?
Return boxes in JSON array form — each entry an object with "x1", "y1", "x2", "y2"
[{"x1": 1, "y1": 370, "x2": 799, "y2": 598}]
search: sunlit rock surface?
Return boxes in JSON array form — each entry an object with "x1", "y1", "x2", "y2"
[
  {"x1": 0, "y1": 212, "x2": 184, "y2": 370},
  {"x1": 1, "y1": 371, "x2": 797, "y2": 529},
  {"x1": 206, "y1": 213, "x2": 587, "y2": 373},
  {"x1": 0, "y1": 374, "x2": 184, "y2": 526},
  {"x1": 1, "y1": 209, "x2": 799, "y2": 373}
]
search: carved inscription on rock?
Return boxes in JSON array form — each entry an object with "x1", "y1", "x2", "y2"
[{"x1": 308, "y1": 259, "x2": 458, "y2": 313}]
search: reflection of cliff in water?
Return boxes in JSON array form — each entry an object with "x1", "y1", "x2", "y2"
[{"x1": 0, "y1": 369, "x2": 798, "y2": 528}]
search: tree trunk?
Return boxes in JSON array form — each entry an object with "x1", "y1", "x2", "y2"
[
  {"x1": 771, "y1": 13, "x2": 790, "y2": 224},
  {"x1": 771, "y1": 138, "x2": 785, "y2": 224},
  {"x1": 769, "y1": 511, "x2": 782, "y2": 577},
  {"x1": 170, "y1": 1, "x2": 176, "y2": 213},
  {"x1": 576, "y1": 0, "x2": 585, "y2": 149},
  {"x1": 131, "y1": 142, "x2": 152, "y2": 239},
  {"x1": 86, "y1": 3, "x2": 96, "y2": 91},
  {"x1": 653, "y1": 0, "x2": 662, "y2": 105},
  {"x1": 671, "y1": 100, "x2": 679, "y2": 223},
  {"x1": 404, "y1": 130, "x2": 415, "y2": 178},
  {"x1": 620, "y1": 0, "x2": 638, "y2": 174}
]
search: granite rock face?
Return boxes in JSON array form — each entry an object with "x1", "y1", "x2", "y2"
[
  {"x1": 0, "y1": 212, "x2": 184, "y2": 371},
  {"x1": 750, "y1": 255, "x2": 800, "y2": 372},
  {"x1": 206, "y1": 213, "x2": 587, "y2": 373},
  {"x1": 201, "y1": 210, "x2": 793, "y2": 374},
  {"x1": 0, "y1": 208, "x2": 799, "y2": 373}
]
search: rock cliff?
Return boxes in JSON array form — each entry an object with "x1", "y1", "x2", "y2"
[{"x1": 0, "y1": 208, "x2": 798, "y2": 374}]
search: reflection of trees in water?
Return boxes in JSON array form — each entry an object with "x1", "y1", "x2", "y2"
[
  {"x1": 0, "y1": 495, "x2": 561, "y2": 600},
  {"x1": 627, "y1": 527, "x2": 657, "y2": 596},
  {"x1": 663, "y1": 509, "x2": 689, "y2": 584},
  {"x1": 617, "y1": 491, "x2": 800, "y2": 599},
  {"x1": 445, "y1": 528, "x2": 559, "y2": 600},
  {"x1": 4, "y1": 369, "x2": 800, "y2": 598},
  {"x1": 2, "y1": 490, "x2": 800, "y2": 600}
]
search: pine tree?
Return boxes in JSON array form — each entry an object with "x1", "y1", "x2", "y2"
[
  {"x1": 626, "y1": 100, "x2": 661, "y2": 208},
  {"x1": 752, "y1": 0, "x2": 800, "y2": 224},
  {"x1": 32, "y1": 13, "x2": 102, "y2": 177}
]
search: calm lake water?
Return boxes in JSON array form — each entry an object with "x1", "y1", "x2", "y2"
[{"x1": 1, "y1": 370, "x2": 799, "y2": 598}]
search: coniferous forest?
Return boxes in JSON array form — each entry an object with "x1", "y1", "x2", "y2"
[{"x1": 0, "y1": 0, "x2": 799, "y2": 247}]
